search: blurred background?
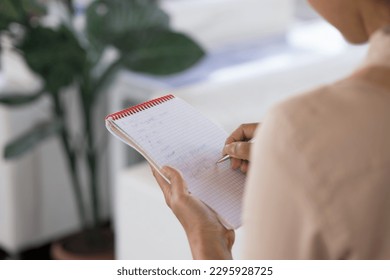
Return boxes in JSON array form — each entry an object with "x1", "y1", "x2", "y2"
[{"x1": 0, "y1": 0, "x2": 367, "y2": 260}]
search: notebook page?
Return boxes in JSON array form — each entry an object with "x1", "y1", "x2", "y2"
[{"x1": 113, "y1": 97, "x2": 245, "y2": 229}]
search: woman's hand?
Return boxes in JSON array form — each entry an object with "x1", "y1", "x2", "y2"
[
  {"x1": 223, "y1": 123, "x2": 259, "y2": 173},
  {"x1": 152, "y1": 166, "x2": 235, "y2": 259}
]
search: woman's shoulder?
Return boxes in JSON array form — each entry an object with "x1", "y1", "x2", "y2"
[
  {"x1": 259, "y1": 77, "x2": 390, "y2": 171},
  {"x1": 263, "y1": 83, "x2": 335, "y2": 135},
  {"x1": 266, "y1": 77, "x2": 390, "y2": 131}
]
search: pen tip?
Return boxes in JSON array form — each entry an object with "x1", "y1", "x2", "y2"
[{"x1": 216, "y1": 155, "x2": 229, "y2": 164}]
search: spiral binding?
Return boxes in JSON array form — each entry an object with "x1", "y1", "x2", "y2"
[{"x1": 105, "y1": 94, "x2": 175, "y2": 121}]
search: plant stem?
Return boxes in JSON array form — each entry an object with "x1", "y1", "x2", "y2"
[
  {"x1": 79, "y1": 58, "x2": 122, "y2": 229},
  {"x1": 91, "y1": 58, "x2": 123, "y2": 103},
  {"x1": 80, "y1": 69, "x2": 100, "y2": 228},
  {"x1": 85, "y1": 109, "x2": 100, "y2": 228},
  {"x1": 52, "y1": 92, "x2": 88, "y2": 229}
]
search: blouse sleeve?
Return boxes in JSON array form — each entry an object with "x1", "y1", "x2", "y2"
[{"x1": 241, "y1": 104, "x2": 330, "y2": 259}]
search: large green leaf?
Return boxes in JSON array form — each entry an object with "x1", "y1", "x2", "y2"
[
  {"x1": 21, "y1": 0, "x2": 47, "y2": 18},
  {"x1": 86, "y1": 0, "x2": 169, "y2": 49},
  {"x1": 18, "y1": 25, "x2": 87, "y2": 93},
  {"x1": 4, "y1": 119, "x2": 63, "y2": 159},
  {"x1": 119, "y1": 30, "x2": 205, "y2": 75},
  {"x1": 0, "y1": 0, "x2": 23, "y2": 29},
  {"x1": 0, "y1": 0, "x2": 46, "y2": 30},
  {"x1": 0, "y1": 91, "x2": 43, "y2": 106}
]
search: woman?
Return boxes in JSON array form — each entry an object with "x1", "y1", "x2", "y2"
[{"x1": 152, "y1": 0, "x2": 390, "y2": 259}]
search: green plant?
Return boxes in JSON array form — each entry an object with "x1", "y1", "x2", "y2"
[{"x1": 0, "y1": 0, "x2": 204, "y2": 233}]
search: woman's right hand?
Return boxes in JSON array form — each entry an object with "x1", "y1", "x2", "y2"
[{"x1": 223, "y1": 123, "x2": 259, "y2": 173}]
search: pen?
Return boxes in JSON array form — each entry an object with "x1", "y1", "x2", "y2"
[{"x1": 216, "y1": 138, "x2": 255, "y2": 164}]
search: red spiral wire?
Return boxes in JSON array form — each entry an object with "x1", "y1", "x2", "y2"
[{"x1": 105, "y1": 94, "x2": 175, "y2": 120}]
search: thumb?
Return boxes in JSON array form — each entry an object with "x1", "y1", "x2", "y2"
[
  {"x1": 223, "y1": 142, "x2": 251, "y2": 161},
  {"x1": 161, "y1": 166, "x2": 187, "y2": 194}
]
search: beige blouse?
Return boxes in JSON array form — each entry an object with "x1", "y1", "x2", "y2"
[{"x1": 242, "y1": 27, "x2": 390, "y2": 259}]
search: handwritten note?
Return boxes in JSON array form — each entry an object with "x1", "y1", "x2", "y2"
[{"x1": 109, "y1": 97, "x2": 245, "y2": 229}]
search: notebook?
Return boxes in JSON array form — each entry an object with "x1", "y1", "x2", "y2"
[{"x1": 105, "y1": 94, "x2": 245, "y2": 229}]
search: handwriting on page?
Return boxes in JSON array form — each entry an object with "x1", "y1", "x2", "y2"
[{"x1": 114, "y1": 98, "x2": 245, "y2": 229}]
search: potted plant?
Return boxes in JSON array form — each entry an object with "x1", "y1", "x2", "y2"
[{"x1": 0, "y1": 0, "x2": 204, "y2": 259}]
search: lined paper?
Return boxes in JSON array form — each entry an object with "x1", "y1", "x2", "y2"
[{"x1": 107, "y1": 96, "x2": 245, "y2": 229}]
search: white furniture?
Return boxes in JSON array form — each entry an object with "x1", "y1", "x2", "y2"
[
  {"x1": 0, "y1": 47, "x2": 111, "y2": 256},
  {"x1": 113, "y1": 22, "x2": 368, "y2": 259},
  {"x1": 161, "y1": 0, "x2": 294, "y2": 50}
]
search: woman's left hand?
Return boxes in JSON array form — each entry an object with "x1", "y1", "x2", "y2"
[{"x1": 152, "y1": 166, "x2": 235, "y2": 259}]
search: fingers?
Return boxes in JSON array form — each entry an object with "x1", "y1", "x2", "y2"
[
  {"x1": 222, "y1": 123, "x2": 259, "y2": 171},
  {"x1": 151, "y1": 165, "x2": 188, "y2": 207},
  {"x1": 240, "y1": 161, "x2": 249, "y2": 173},
  {"x1": 161, "y1": 166, "x2": 187, "y2": 195},
  {"x1": 229, "y1": 159, "x2": 249, "y2": 173},
  {"x1": 230, "y1": 158, "x2": 242, "y2": 170},
  {"x1": 151, "y1": 166, "x2": 171, "y2": 204},
  {"x1": 225, "y1": 123, "x2": 259, "y2": 145},
  {"x1": 223, "y1": 141, "x2": 252, "y2": 160}
]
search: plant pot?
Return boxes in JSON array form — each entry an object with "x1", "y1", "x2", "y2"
[{"x1": 51, "y1": 227, "x2": 114, "y2": 260}]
